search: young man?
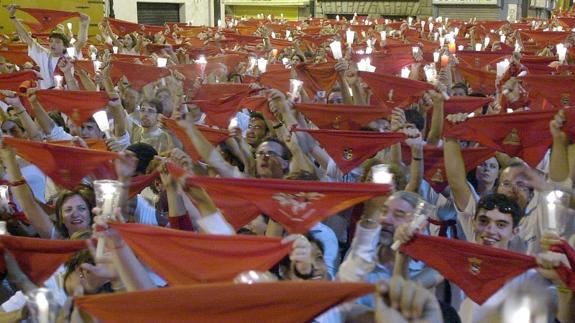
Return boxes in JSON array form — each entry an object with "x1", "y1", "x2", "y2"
[
  {"x1": 396, "y1": 193, "x2": 574, "y2": 323},
  {"x1": 7, "y1": 5, "x2": 89, "y2": 89},
  {"x1": 130, "y1": 99, "x2": 174, "y2": 154}
]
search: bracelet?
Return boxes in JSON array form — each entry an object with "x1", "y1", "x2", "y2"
[
  {"x1": 9, "y1": 16, "x2": 15, "y2": 19},
  {"x1": 412, "y1": 157, "x2": 423, "y2": 161},
  {"x1": 8, "y1": 179, "x2": 26, "y2": 187},
  {"x1": 272, "y1": 123, "x2": 283, "y2": 129},
  {"x1": 14, "y1": 110, "x2": 25, "y2": 116}
]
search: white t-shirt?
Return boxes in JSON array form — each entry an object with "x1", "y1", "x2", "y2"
[{"x1": 28, "y1": 42, "x2": 61, "y2": 89}]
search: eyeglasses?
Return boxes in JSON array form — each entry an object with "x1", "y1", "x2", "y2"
[
  {"x1": 499, "y1": 180, "x2": 532, "y2": 194},
  {"x1": 477, "y1": 197, "x2": 520, "y2": 217},
  {"x1": 256, "y1": 150, "x2": 282, "y2": 159}
]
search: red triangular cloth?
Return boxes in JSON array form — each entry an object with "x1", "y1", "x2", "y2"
[
  {"x1": 443, "y1": 96, "x2": 493, "y2": 115},
  {"x1": 520, "y1": 31, "x2": 570, "y2": 46},
  {"x1": 166, "y1": 163, "x2": 261, "y2": 230},
  {"x1": 17, "y1": 7, "x2": 80, "y2": 33},
  {"x1": 523, "y1": 75, "x2": 575, "y2": 109},
  {"x1": 76, "y1": 281, "x2": 373, "y2": 323},
  {"x1": 162, "y1": 118, "x2": 229, "y2": 160},
  {"x1": 0, "y1": 71, "x2": 38, "y2": 92},
  {"x1": 109, "y1": 223, "x2": 292, "y2": 285},
  {"x1": 0, "y1": 235, "x2": 85, "y2": 285},
  {"x1": 400, "y1": 234, "x2": 537, "y2": 305},
  {"x1": 358, "y1": 71, "x2": 434, "y2": 108},
  {"x1": 239, "y1": 96, "x2": 276, "y2": 121},
  {"x1": 193, "y1": 83, "x2": 253, "y2": 101},
  {"x1": 293, "y1": 103, "x2": 393, "y2": 130},
  {"x1": 259, "y1": 68, "x2": 292, "y2": 94},
  {"x1": 35, "y1": 90, "x2": 109, "y2": 125},
  {"x1": 3, "y1": 137, "x2": 118, "y2": 189},
  {"x1": 353, "y1": 52, "x2": 414, "y2": 75},
  {"x1": 181, "y1": 173, "x2": 392, "y2": 233},
  {"x1": 295, "y1": 63, "x2": 339, "y2": 96},
  {"x1": 550, "y1": 240, "x2": 575, "y2": 291},
  {"x1": 189, "y1": 93, "x2": 249, "y2": 128},
  {"x1": 443, "y1": 109, "x2": 575, "y2": 167},
  {"x1": 456, "y1": 51, "x2": 510, "y2": 69},
  {"x1": 106, "y1": 18, "x2": 139, "y2": 36},
  {"x1": 294, "y1": 128, "x2": 406, "y2": 174},
  {"x1": 110, "y1": 61, "x2": 171, "y2": 91},
  {"x1": 402, "y1": 145, "x2": 496, "y2": 192},
  {"x1": 457, "y1": 65, "x2": 497, "y2": 94},
  {"x1": 0, "y1": 51, "x2": 34, "y2": 66}
]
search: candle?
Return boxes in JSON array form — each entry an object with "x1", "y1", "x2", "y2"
[
  {"x1": 285, "y1": 30, "x2": 291, "y2": 39},
  {"x1": 93, "y1": 60, "x2": 102, "y2": 72},
  {"x1": 440, "y1": 54, "x2": 449, "y2": 67},
  {"x1": 434, "y1": 32, "x2": 439, "y2": 42},
  {"x1": 484, "y1": 36, "x2": 490, "y2": 48},
  {"x1": 372, "y1": 164, "x2": 393, "y2": 184},
  {"x1": 475, "y1": 43, "x2": 482, "y2": 51},
  {"x1": 401, "y1": 67, "x2": 410, "y2": 78},
  {"x1": 412, "y1": 46, "x2": 419, "y2": 55},
  {"x1": 67, "y1": 22, "x2": 73, "y2": 31},
  {"x1": 197, "y1": 55, "x2": 207, "y2": 77},
  {"x1": 156, "y1": 57, "x2": 167, "y2": 67},
  {"x1": 289, "y1": 79, "x2": 303, "y2": 98},
  {"x1": 448, "y1": 40, "x2": 456, "y2": 53},
  {"x1": 421, "y1": 21, "x2": 426, "y2": 30},
  {"x1": 329, "y1": 41, "x2": 343, "y2": 59},
  {"x1": 0, "y1": 185, "x2": 9, "y2": 207},
  {"x1": 66, "y1": 47, "x2": 76, "y2": 59},
  {"x1": 500, "y1": 34, "x2": 506, "y2": 44},
  {"x1": 53, "y1": 75, "x2": 63, "y2": 89},
  {"x1": 433, "y1": 51, "x2": 440, "y2": 63},
  {"x1": 271, "y1": 32, "x2": 276, "y2": 39},
  {"x1": 557, "y1": 43, "x2": 567, "y2": 63},
  {"x1": 272, "y1": 48, "x2": 278, "y2": 57},
  {"x1": 112, "y1": 46, "x2": 118, "y2": 54},
  {"x1": 429, "y1": 22, "x2": 434, "y2": 33},
  {"x1": 496, "y1": 59, "x2": 510, "y2": 77},
  {"x1": 257, "y1": 58, "x2": 267, "y2": 73},
  {"x1": 36, "y1": 291, "x2": 49, "y2": 323},
  {"x1": 90, "y1": 52, "x2": 97, "y2": 61},
  {"x1": 336, "y1": 15, "x2": 339, "y2": 21},
  {"x1": 346, "y1": 29, "x2": 355, "y2": 46},
  {"x1": 439, "y1": 36, "x2": 445, "y2": 47},
  {"x1": 365, "y1": 46, "x2": 373, "y2": 54},
  {"x1": 458, "y1": 45, "x2": 464, "y2": 51},
  {"x1": 380, "y1": 31, "x2": 387, "y2": 41},
  {"x1": 408, "y1": 17, "x2": 413, "y2": 26},
  {"x1": 93, "y1": 110, "x2": 110, "y2": 137},
  {"x1": 0, "y1": 221, "x2": 6, "y2": 235}
]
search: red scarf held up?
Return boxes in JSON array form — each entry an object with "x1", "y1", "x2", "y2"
[
  {"x1": 443, "y1": 96, "x2": 493, "y2": 115},
  {"x1": 35, "y1": 90, "x2": 109, "y2": 125},
  {"x1": 457, "y1": 65, "x2": 497, "y2": 94},
  {"x1": 358, "y1": 71, "x2": 434, "y2": 108},
  {"x1": 293, "y1": 103, "x2": 393, "y2": 130},
  {"x1": 0, "y1": 235, "x2": 85, "y2": 286},
  {"x1": 0, "y1": 51, "x2": 34, "y2": 66},
  {"x1": 294, "y1": 128, "x2": 406, "y2": 174},
  {"x1": 0, "y1": 71, "x2": 38, "y2": 92},
  {"x1": 110, "y1": 61, "x2": 171, "y2": 90},
  {"x1": 457, "y1": 51, "x2": 511, "y2": 69},
  {"x1": 550, "y1": 240, "x2": 575, "y2": 291},
  {"x1": 259, "y1": 68, "x2": 292, "y2": 94},
  {"x1": 182, "y1": 174, "x2": 392, "y2": 233},
  {"x1": 189, "y1": 94, "x2": 247, "y2": 129},
  {"x1": 76, "y1": 281, "x2": 373, "y2": 323},
  {"x1": 166, "y1": 163, "x2": 261, "y2": 230},
  {"x1": 3, "y1": 137, "x2": 119, "y2": 189},
  {"x1": 193, "y1": 83, "x2": 253, "y2": 101},
  {"x1": 162, "y1": 118, "x2": 229, "y2": 160},
  {"x1": 401, "y1": 145, "x2": 496, "y2": 192},
  {"x1": 400, "y1": 234, "x2": 538, "y2": 305},
  {"x1": 520, "y1": 31, "x2": 570, "y2": 46},
  {"x1": 443, "y1": 108, "x2": 575, "y2": 167},
  {"x1": 106, "y1": 17, "x2": 140, "y2": 36},
  {"x1": 353, "y1": 52, "x2": 415, "y2": 75},
  {"x1": 523, "y1": 74, "x2": 575, "y2": 109},
  {"x1": 17, "y1": 7, "x2": 80, "y2": 33},
  {"x1": 295, "y1": 63, "x2": 339, "y2": 96},
  {"x1": 239, "y1": 96, "x2": 276, "y2": 121},
  {"x1": 109, "y1": 223, "x2": 292, "y2": 285}
]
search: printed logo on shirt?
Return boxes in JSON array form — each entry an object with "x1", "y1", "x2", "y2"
[
  {"x1": 502, "y1": 128, "x2": 521, "y2": 146},
  {"x1": 468, "y1": 257, "x2": 482, "y2": 275},
  {"x1": 272, "y1": 192, "x2": 325, "y2": 220},
  {"x1": 342, "y1": 148, "x2": 353, "y2": 161}
]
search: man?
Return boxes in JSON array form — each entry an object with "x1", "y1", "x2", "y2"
[
  {"x1": 81, "y1": 118, "x2": 105, "y2": 140},
  {"x1": 130, "y1": 99, "x2": 173, "y2": 154},
  {"x1": 7, "y1": 5, "x2": 89, "y2": 89},
  {"x1": 396, "y1": 193, "x2": 574, "y2": 322},
  {"x1": 245, "y1": 112, "x2": 269, "y2": 148},
  {"x1": 338, "y1": 191, "x2": 443, "y2": 308}
]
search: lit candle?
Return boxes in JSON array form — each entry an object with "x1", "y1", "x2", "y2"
[
  {"x1": 380, "y1": 31, "x2": 387, "y2": 41},
  {"x1": 557, "y1": 43, "x2": 567, "y2": 63},
  {"x1": 346, "y1": 29, "x2": 355, "y2": 46},
  {"x1": 496, "y1": 59, "x2": 510, "y2": 77},
  {"x1": 440, "y1": 54, "x2": 449, "y2": 67},
  {"x1": 429, "y1": 22, "x2": 434, "y2": 33},
  {"x1": 439, "y1": 36, "x2": 445, "y2": 47},
  {"x1": 500, "y1": 34, "x2": 506, "y2": 44},
  {"x1": 257, "y1": 58, "x2": 268, "y2": 73},
  {"x1": 53, "y1": 75, "x2": 63, "y2": 89},
  {"x1": 336, "y1": 15, "x2": 339, "y2": 22},
  {"x1": 475, "y1": 43, "x2": 482, "y2": 51},
  {"x1": 330, "y1": 40, "x2": 343, "y2": 59},
  {"x1": 196, "y1": 56, "x2": 207, "y2": 77},
  {"x1": 93, "y1": 60, "x2": 102, "y2": 72},
  {"x1": 285, "y1": 30, "x2": 291, "y2": 39},
  {"x1": 448, "y1": 40, "x2": 456, "y2": 53},
  {"x1": 66, "y1": 47, "x2": 76, "y2": 59},
  {"x1": 289, "y1": 79, "x2": 303, "y2": 98},
  {"x1": 484, "y1": 36, "x2": 490, "y2": 48},
  {"x1": 0, "y1": 221, "x2": 6, "y2": 235},
  {"x1": 408, "y1": 17, "x2": 413, "y2": 26},
  {"x1": 372, "y1": 164, "x2": 393, "y2": 184},
  {"x1": 401, "y1": 67, "x2": 410, "y2": 78},
  {"x1": 67, "y1": 22, "x2": 73, "y2": 31},
  {"x1": 272, "y1": 48, "x2": 278, "y2": 57},
  {"x1": 458, "y1": 45, "x2": 464, "y2": 51},
  {"x1": 156, "y1": 57, "x2": 167, "y2": 67},
  {"x1": 433, "y1": 51, "x2": 440, "y2": 63},
  {"x1": 90, "y1": 52, "x2": 97, "y2": 61},
  {"x1": 112, "y1": 46, "x2": 118, "y2": 54},
  {"x1": 92, "y1": 110, "x2": 110, "y2": 137},
  {"x1": 37, "y1": 291, "x2": 49, "y2": 323},
  {"x1": 0, "y1": 185, "x2": 9, "y2": 207}
]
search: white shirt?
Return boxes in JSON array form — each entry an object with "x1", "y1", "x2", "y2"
[{"x1": 28, "y1": 41, "x2": 61, "y2": 89}]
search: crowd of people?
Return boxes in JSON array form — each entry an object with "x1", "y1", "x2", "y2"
[{"x1": 0, "y1": 3, "x2": 573, "y2": 322}]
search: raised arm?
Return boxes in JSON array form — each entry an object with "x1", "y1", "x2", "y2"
[
  {"x1": 7, "y1": 5, "x2": 34, "y2": 47},
  {"x1": 1, "y1": 92, "x2": 44, "y2": 141},
  {"x1": 425, "y1": 91, "x2": 445, "y2": 146},
  {"x1": 444, "y1": 114, "x2": 473, "y2": 211},
  {"x1": 74, "y1": 13, "x2": 90, "y2": 53},
  {"x1": 549, "y1": 109, "x2": 570, "y2": 182},
  {"x1": 0, "y1": 145, "x2": 57, "y2": 239}
]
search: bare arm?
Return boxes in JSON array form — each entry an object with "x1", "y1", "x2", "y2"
[
  {"x1": 549, "y1": 110, "x2": 570, "y2": 182},
  {"x1": 444, "y1": 136, "x2": 472, "y2": 211},
  {"x1": 7, "y1": 5, "x2": 34, "y2": 47},
  {"x1": 74, "y1": 14, "x2": 90, "y2": 53},
  {"x1": 426, "y1": 91, "x2": 445, "y2": 146},
  {"x1": 1, "y1": 92, "x2": 43, "y2": 141},
  {"x1": 27, "y1": 90, "x2": 57, "y2": 134}
]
